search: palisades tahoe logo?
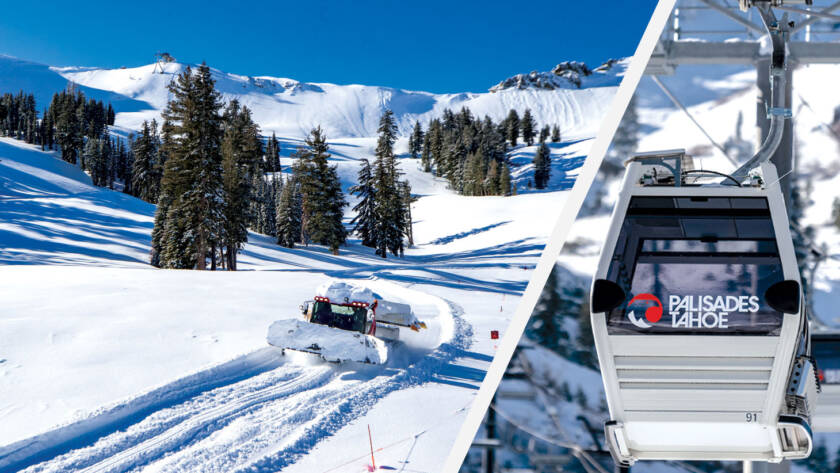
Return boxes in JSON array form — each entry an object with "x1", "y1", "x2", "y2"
[{"x1": 627, "y1": 294, "x2": 760, "y2": 329}]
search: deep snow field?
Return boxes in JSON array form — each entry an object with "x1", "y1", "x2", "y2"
[
  {"x1": 0, "y1": 54, "x2": 620, "y2": 473},
  {"x1": 485, "y1": 62, "x2": 840, "y2": 473}
]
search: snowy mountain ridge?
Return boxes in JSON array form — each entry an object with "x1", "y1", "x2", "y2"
[
  {"x1": 490, "y1": 59, "x2": 623, "y2": 92},
  {"x1": 0, "y1": 54, "x2": 625, "y2": 140}
]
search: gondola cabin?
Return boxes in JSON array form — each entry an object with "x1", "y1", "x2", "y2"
[{"x1": 590, "y1": 151, "x2": 817, "y2": 465}]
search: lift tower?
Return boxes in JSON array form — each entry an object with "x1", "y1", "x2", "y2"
[
  {"x1": 644, "y1": 0, "x2": 840, "y2": 210},
  {"x1": 153, "y1": 52, "x2": 175, "y2": 74}
]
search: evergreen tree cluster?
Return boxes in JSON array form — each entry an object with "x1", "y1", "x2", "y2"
[
  {"x1": 351, "y1": 110, "x2": 413, "y2": 258},
  {"x1": 0, "y1": 89, "x2": 130, "y2": 192},
  {"x1": 146, "y1": 64, "x2": 348, "y2": 268},
  {"x1": 797, "y1": 443, "x2": 840, "y2": 473},
  {"x1": 526, "y1": 265, "x2": 597, "y2": 369},
  {"x1": 46, "y1": 88, "x2": 115, "y2": 165},
  {"x1": 0, "y1": 92, "x2": 39, "y2": 144},
  {"x1": 412, "y1": 106, "x2": 560, "y2": 196},
  {"x1": 251, "y1": 127, "x2": 348, "y2": 256}
]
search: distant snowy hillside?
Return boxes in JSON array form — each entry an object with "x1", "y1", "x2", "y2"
[{"x1": 0, "y1": 55, "x2": 624, "y2": 140}]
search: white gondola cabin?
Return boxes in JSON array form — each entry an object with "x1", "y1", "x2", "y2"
[{"x1": 590, "y1": 151, "x2": 817, "y2": 465}]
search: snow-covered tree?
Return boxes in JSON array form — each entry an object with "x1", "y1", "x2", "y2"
[
  {"x1": 408, "y1": 120, "x2": 424, "y2": 159},
  {"x1": 420, "y1": 128, "x2": 433, "y2": 172},
  {"x1": 526, "y1": 268, "x2": 569, "y2": 354},
  {"x1": 295, "y1": 126, "x2": 347, "y2": 254},
  {"x1": 265, "y1": 132, "x2": 281, "y2": 173},
  {"x1": 130, "y1": 120, "x2": 161, "y2": 203},
  {"x1": 154, "y1": 63, "x2": 225, "y2": 270},
  {"x1": 371, "y1": 110, "x2": 407, "y2": 258},
  {"x1": 350, "y1": 158, "x2": 377, "y2": 247},
  {"x1": 220, "y1": 100, "x2": 263, "y2": 270},
  {"x1": 275, "y1": 176, "x2": 302, "y2": 248}
]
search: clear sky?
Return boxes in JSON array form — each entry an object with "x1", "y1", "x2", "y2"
[{"x1": 1, "y1": 0, "x2": 658, "y2": 94}]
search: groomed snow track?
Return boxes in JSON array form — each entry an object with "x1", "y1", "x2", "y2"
[{"x1": 1, "y1": 300, "x2": 470, "y2": 473}]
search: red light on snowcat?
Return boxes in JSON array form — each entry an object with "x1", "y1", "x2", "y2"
[{"x1": 490, "y1": 330, "x2": 499, "y2": 340}]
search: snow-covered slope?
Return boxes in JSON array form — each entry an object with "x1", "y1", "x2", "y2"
[
  {"x1": 0, "y1": 55, "x2": 627, "y2": 140},
  {"x1": 0, "y1": 133, "x2": 581, "y2": 472}
]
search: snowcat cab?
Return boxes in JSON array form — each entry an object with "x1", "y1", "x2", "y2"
[
  {"x1": 812, "y1": 332, "x2": 840, "y2": 432},
  {"x1": 590, "y1": 151, "x2": 817, "y2": 465},
  {"x1": 302, "y1": 296, "x2": 374, "y2": 335}
]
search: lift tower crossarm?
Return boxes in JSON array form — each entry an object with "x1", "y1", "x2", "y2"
[{"x1": 731, "y1": 4, "x2": 792, "y2": 183}]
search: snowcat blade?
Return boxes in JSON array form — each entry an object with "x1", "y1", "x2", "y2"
[{"x1": 267, "y1": 319, "x2": 388, "y2": 364}]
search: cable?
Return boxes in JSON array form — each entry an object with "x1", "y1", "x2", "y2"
[
  {"x1": 681, "y1": 169, "x2": 742, "y2": 186},
  {"x1": 650, "y1": 75, "x2": 739, "y2": 168}
]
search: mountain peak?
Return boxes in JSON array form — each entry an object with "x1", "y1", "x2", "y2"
[{"x1": 489, "y1": 59, "x2": 623, "y2": 93}]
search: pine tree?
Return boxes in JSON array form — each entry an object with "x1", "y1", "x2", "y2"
[
  {"x1": 83, "y1": 138, "x2": 101, "y2": 183},
  {"x1": 400, "y1": 180, "x2": 414, "y2": 247},
  {"x1": 420, "y1": 129, "x2": 432, "y2": 172},
  {"x1": 265, "y1": 132, "x2": 281, "y2": 173},
  {"x1": 499, "y1": 162, "x2": 512, "y2": 196},
  {"x1": 371, "y1": 109, "x2": 406, "y2": 258},
  {"x1": 350, "y1": 158, "x2": 377, "y2": 247},
  {"x1": 276, "y1": 176, "x2": 302, "y2": 248},
  {"x1": 539, "y1": 125, "x2": 550, "y2": 143},
  {"x1": 295, "y1": 127, "x2": 347, "y2": 254},
  {"x1": 608, "y1": 94, "x2": 640, "y2": 169},
  {"x1": 533, "y1": 142, "x2": 551, "y2": 189},
  {"x1": 462, "y1": 151, "x2": 484, "y2": 196},
  {"x1": 484, "y1": 159, "x2": 499, "y2": 196},
  {"x1": 54, "y1": 92, "x2": 84, "y2": 164},
  {"x1": 574, "y1": 298, "x2": 599, "y2": 369},
  {"x1": 526, "y1": 267, "x2": 569, "y2": 354},
  {"x1": 805, "y1": 443, "x2": 829, "y2": 473},
  {"x1": 409, "y1": 120, "x2": 424, "y2": 159},
  {"x1": 521, "y1": 108, "x2": 536, "y2": 146},
  {"x1": 551, "y1": 124, "x2": 561, "y2": 143},
  {"x1": 506, "y1": 109, "x2": 520, "y2": 146},
  {"x1": 220, "y1": 100, "x2": 263, "y2": 270},
  {"x1": 131, "y1": 120, "x2": 161, "y2": 203},
  {"x1": 153, "y1": 63, "x2": 225, "y2": 270},
  {"x1": 150, "y1": 189, "x2": 171, "y2": 267}
]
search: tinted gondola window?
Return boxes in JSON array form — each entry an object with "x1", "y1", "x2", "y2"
[
  {"x1": 813, "y1": 337, "x2": 840, "y2": 385},
  {"x1": 605, "y1": 196, "x2": 785, "y2": 335}
]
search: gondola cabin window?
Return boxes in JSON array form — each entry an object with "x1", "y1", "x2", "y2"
[{"x1": 605, "y1": 196, "x2": 785, "y2": 335}]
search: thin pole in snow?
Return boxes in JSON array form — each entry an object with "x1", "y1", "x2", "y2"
[{"x1": 368, "y1": 424, "x2": 376, "y2": 471}]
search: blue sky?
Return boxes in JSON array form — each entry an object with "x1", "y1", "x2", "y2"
[{"x1": 1, "y1": 0, "x2": 658, "y2": 93}]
